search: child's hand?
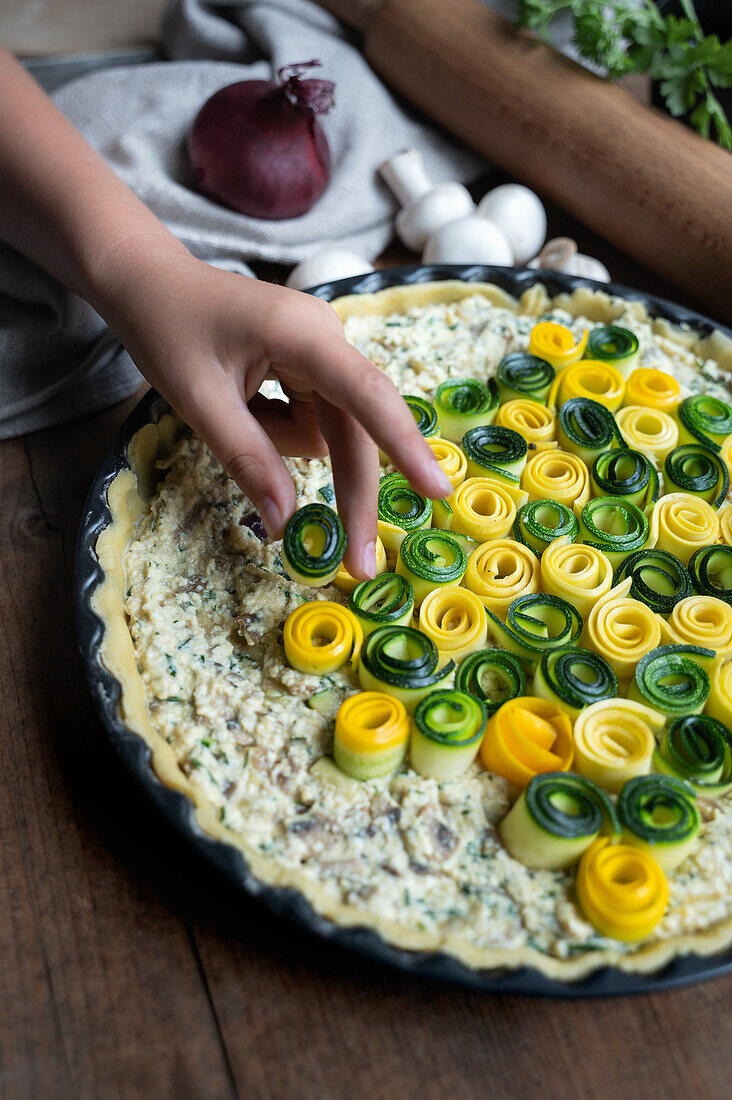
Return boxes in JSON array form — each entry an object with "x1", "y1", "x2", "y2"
[{"x1": 102, "y1": 248, "x2": 452, "y2": 579}]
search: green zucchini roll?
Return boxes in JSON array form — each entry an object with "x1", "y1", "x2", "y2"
[
  {"x1": 349, "y1": 573, "x2": 415, "y2": 637},
  {"x1": 404, "y1": 395, "x2": 439, "y2": 438},
  {"x1": 654, "y1": 714, "x2": 732, "y2": 799},
  {"x1": 434, "y1": 377, "x2": 499, "y2": 443},
  {"x1": 485, "y1": 593, "x2": 583, "y2": 665},
  {"x1": 557, "y1": 397, "x2": 622, "y2": 466},
  {"x1": 586, "y1": 325, "x2": 639, "y2": 377},
  {"x1": 512, "y1": 499, "x2": 579, "y2": 558},
  {"x1": 591, "y1": 447, "x2": 658, "y2": 509},
  {"x1": 377, "y1": 471, "x2": 432, "y2": 551},
  {"x1": 664, "y1": 443, "x2": 730, "y2": 508},
  {"x1": 396, "y1": 528, "x2": 467, "y2": 605},
  {"x1": 578, "y1": 497, "x2": 650, "y2": 567},
  {"x1": 688, "y1": 544, "x2": 732, "y2": 606},
  {"x1": 628, "y1": 644, "x2": 712, "y2": 717},
  {"x1": 613, "y1": 548, "x2": 692, "y2": 616},
  {"x1": 461, "y1": 424, "x2": 528, "y2": 485},
  {"x1": 358, "y1": 624, "x2": 455, "y2": 711},
  {"x1": 496, "y1": 352, "x2": 555, "y2": 405},
  {"x1": 282, "y1": 503, "x2": 346, "y2": 587},
  {"x1": 677, "y1": 394, "x2": 732, "y2": 450},
  {"x1": 410, "y1": 689, "x2": 487, "y2": 779},
  {"x1": 455, "y1": 648, "x2": 527, "y2": 715},
  {"x1": 617, "y1": 774, "x2": 699, "y2": 870},
  {"x1": 533, "y1": 647, "x2": 617, "y2": 719}
]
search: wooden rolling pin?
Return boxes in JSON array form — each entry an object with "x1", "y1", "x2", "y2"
[{"x1": 318, "y1": 0, "x2": 732, "y2": 321}]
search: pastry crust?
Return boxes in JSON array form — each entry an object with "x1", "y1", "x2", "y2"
[{"x1": 91, "y1": 281, "x2": 732, "y2": 981}]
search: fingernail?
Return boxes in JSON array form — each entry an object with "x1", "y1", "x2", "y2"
[
  {"x1": 259, "y1": 495, "x2": 286, "y2": 538},
  {"x1": 431, "y1": 463, "x2": 453, "y2": 498},
  {"x1": 362, "y1": 541, "x2": 377, "y2": 579}
]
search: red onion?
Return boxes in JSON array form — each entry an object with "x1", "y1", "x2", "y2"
[{"x1": 188, "y1": 61, "x2": 335, "y2": 220}]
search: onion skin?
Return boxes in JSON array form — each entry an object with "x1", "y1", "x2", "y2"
[{"x1": 188, "y1": 62, "x2": 334, "y2": 219}]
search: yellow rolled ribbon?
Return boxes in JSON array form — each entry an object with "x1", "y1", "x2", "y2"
[
  {"x1": 333, "y1": 691, "x2": 410, "y2": 779},
  {"x1": 540, "y1": 536, "x2": 614, "y2": 620},
  {"x1": 718, "y1": 502, "x2": 732, "y2": 546},
  {"x1": 649, "y1": 492, "x2": 720, "y2": 565},
  {"x1": 428, "y1": 436, "x2": 468, "y2": 491},
  {"x1": 463, "y1": 537, "x2": 540, "y2": 615},
  {"x1": 521, "y1": 449, "x2": 591, "y2": 511},
  {"x1": 334, "y1": 537, "x2": 387, "y2": 594},
  {"x1": 480, "y1": 696, "x2": 574, "y2": 787},
  {"x1": 450, "y1": 477, "x2": 527, "y2": 542},
  {"x1": 615, "y1": 406, "x2": 679, "y2": 464},
  {"x1": 573, "y1": 699, "x2": 663, "y2": 793},
  {"x1": 495, "y1": 400, "x2": 557, "y2": 452},
  {"x1": 623, "y1": 368, "x2": 680, "y2": 412},
  {"x1": 660, "y1": 594, "x2": 732, "y2": 660},
  {"x1": 576, "y1": 838, "x2": 668, "y2": 942},
  {"x1": 706, "y1": 657, "x2": 732, "y2": 727},
  {"x1": 283, "y1": 601, "x2": 363, "y2": 674},
  {"x1": 721, "y1": 435, "x2": 732, "y2": 484},
  {"x1": 582, "y1": 578, "x2": 662, "y2": 681},
  {"x1": 419, "y1": 586, "x2": 488, "y2": 662},
  {"x1": 528, "y1": 321, "x2": 588, "y2": 370},
  {"x1": 550, "y1": 359, "x2": 625, "y2": 413}
]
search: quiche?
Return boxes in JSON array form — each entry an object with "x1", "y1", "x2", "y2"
[{"x1": 93, "y1": 280, "x2": 732, "y2": 980}]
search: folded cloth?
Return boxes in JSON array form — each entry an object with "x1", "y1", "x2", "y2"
[{"x1": 0, "y1": 0, "x2": 483, "y2": 439}]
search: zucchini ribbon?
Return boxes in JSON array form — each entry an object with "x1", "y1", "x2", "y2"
[
  {"x1": 655, "y1": 714, "x2": 732, "y2": 799},
  {"x1": 720, "y1": 502, "x2": 732, "y2": 546},
  {"x1": 689, "y1": 545, "x2": 732, "y2": 605},
  {"x1": 418, "y1": 586, "x2": 488, "y2": 662},
  {"x1": 496, "y1": 351, "x2": 555, "y2": 404},
  {"x1": 485, "y1": 592, "x2": 583, "y2": 665},
  {"x1": 708, "y1": 657, "x2": 732, "y2": 727},
  {"x1": 464, "y1": 538, "x2": 540, "y2": 615},
  {"x1": 623, "y1": 367, "x2": 680, "y2": 412},
  {"x1": 677, "y1": 394, "x2": 732, "y2": 450},
  {"x1": 533, "y1": 647, "x2": 617, "y2": 719},
  {"x1": 500, "y1": 772, "x2": 619, "y2": 870},
  {"x1": 455, "y1": 648, "x2": 527, "y2": 715},
  {"x1": 617, "y1": 774, "x2": 699, "y2": 871},
  {"x1": 334, "y1": 691, "x2": 410, "y2": 780},
  {"x1": 428, "y1": 437, "x2": 467, "y2": 491},
  {"x1": 480, "y1": 696, "x2": 573, "y2": 786},
  {"x1": 521, "y1": 449, "x2": 590, "y2": 510},
  {"x1": 396, "y1": 528, "x2": 467, "y2": 605},
  {"x1": 591, "y1": 448, "x2": 658, "y2": 509},
  {"x1": 282, "y1": 503, "x2": 347, "y2": 587},
  {"x1": 650, "y1": 492, "x2": 720, "y2": 565},
  {"x1": 434, "y1": 377, "x2": 498, "y2": 443},
  {"x1": 377, "y1": 472, "x2": 433, "y2": 551},
  {"x1": 664, "y1": 444, "x2": 729, "y2": 508},
  {"x1": 578, "y1": 497, "x2": 651, "y2": 567},
  {"x1": 582, "y1": 578, "x2": 661, "y2": 680},
  {"x1": 495, "y1": 400, "x2": 557, "y2": 452},
  {"x1": 528, "y1": 321, "x2": 587, "y2": 369},
  {"x1": 613, "y1": 548, "x2": 692, "y2": 616},
  {"x1": 410, "y1": 689, "x2": 487, "y2": 779},
  {"x1": 572, "y1": 698, "x2": 662, "y2": 792},
  {"x1": 450, "y1": 477, "x2": 526, "y2": 542},
  {"x1": 358, "y1": 624, "x2": 454, "y2": 711},
  {"x1": 660, "y1": 594, "x2": 732, "y2": 659},
  {"x1": 283, "y1": 601, "x2": 363, "y2": 674},
  {"x1": 628, "y1": 644, "x2": 712, "y2": 716},
  {"x1": 615, "y1": 406, "x2": 679, "y2": 463},
  {"x1": 404, "y1": 395, "x2": 439, "y2": 437},
  {"x1": 512, "y1": 499, "x2": 579, "y2": 558},
  {"x1": 551, "y1": 360, "x2": 625, "y2": 413},
  {"x1": 586, "y1": 324, "x2": 639, "y2": 377},
  {"x1": 349, "y1": 572, "x2": 415, "y2": 636},
  {"x1": 462, "y1": 424, "x2": 528, "y2": 485},
  {"x1": 557, "y1": 397, "x2": 622, "y2": 466},
  {"x1": 576, "y1": 838, "x2": 668, "y2": 942},
  {"x1": 540, "y1": 537, "x2": 614, "y2": 619}
]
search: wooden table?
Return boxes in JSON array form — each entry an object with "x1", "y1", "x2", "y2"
[{"x1": 2, "y1": 206, "x2": 731, "y2": 1099}]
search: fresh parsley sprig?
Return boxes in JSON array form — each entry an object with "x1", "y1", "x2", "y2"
[{"x1": 517, "y1": 0, "x2": 732, "y2": 149}]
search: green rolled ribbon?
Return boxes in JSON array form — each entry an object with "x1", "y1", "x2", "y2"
[
  {"x1": 591, "y1": 447, "x2": 658, "y2": 509},
  {"x1": 462, "y1": 424, "x2": 528, "y2": 485},
  {"x1": 496, "y1": 352, "x2": 555, "y2": 405},
  {"x1": 586, "y1": 325, "x2": 639, "y2": 377},
  {"x1": 688, "y1": 544, "x2": 732, "y2": 606},
  {"x1": 578, "y1": 496, "x2": 650, "y2": 567},
  {"x1": 455, "y1": 648, "x2": 527, "y2": 715},
  {"x1": 628, "y1": 644, "x2": 712, "y2": 717},
  {"x1": 534, "y1": 646, "x2": 617, "y2": 718},
  {"x1": 378, "y1": 472, "x2": 432, "y2": 538},
  {"x1": 358, "y1": 624, "x2": 455, "y2": 711},
  {"x1": 663, "y1": 443, "x2": 730, "y2": 509},
  {"x1": 404, "y1": 395, "x2": 439, "y2": 438},
  {"x1": 410, "y1": 689, "x2": 487, "y2": 779},
  {"x1": 396, "y1": 528, "x2": 467, "y2": 605},
  {"x1": 349, "y1": 572, "x2": 415, "y2": 636},
  {"x1": 613, "y1": 548, "x2": 692, "y2": 616},
  {"x1": 434, "y1": 377, "x2": 499, "y2": 443},
  {"x1": 617, "y1": 773, "x2": 699, "y2": 870},
  {"x1": 654, "y1": 714, "x2": 732, "y2": 799},
  {"x1": 512, "y1": 499, "x2": 579, "y2": 558},
  {"x1": 485, "y1": 592, "x2": 583, "y2": 665},
  {"x1": 677, "y1": 394, "x2": 732, "y2": 451},
  {"x1": 557, "y1": 397, "x2": 623, "y2": 466},
  {"x1": 282, "y1": 503, "x2": 347, "y2": 586}
]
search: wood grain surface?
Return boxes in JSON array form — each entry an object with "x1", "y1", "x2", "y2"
[{"x1": 2, "y1": 218, "x2": 732, "y2": 1099}]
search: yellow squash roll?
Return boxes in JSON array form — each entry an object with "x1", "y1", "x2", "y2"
[
  {"x1": 334, "y1": 692, "x2": 410, "y2": 780},
  {"x1": 419, "y1": 586, "x2": 488, "y2": 663},
  {"x1": 582, "y1": 578, "x2": 662, "y2": 681},
  {"x1": 615, "y1": 406, "x2": 679, "y2": 463},
  {"x1": 721, "y1": 435, "x2": 732, "y2": 483},
  {"x1": 650, "y1": 492, "x2": 720, "y2": 565},
  {"x1": 480, "y1": 696, "x2": 573, "y2": 787},
  {"x1": 283, "y1": 601, "x2": 363, "y2": 674},
  {"x1": 718, "y1": 502, "x2": 732, "y2": 546},
  {"x1": 464, "y1": 538, "x2": 540, "y2": 615},
  {"x1": 334, "y1": 536, "x2": 387, "y2": 594},
  {"x1": 661, "y1": 595, "x2": 732, "y2": 660},
  {"x1": 521, "y1": 449, "x2": 591, "y2": 511},
  {"x1": 428, "y1": 436, "x2": 468, "y2": 491},
  {"x1": 707, "y1": 658, "x2": 732, "y2": 727},
  {"x1": 623, "y1": 367, "x2": 681, "y2": 412},
  {"x1": 528, "y1": 321, "x2": 587, "y2": 370},
  {"x1": 576, "y1": 838, "x2": 668, "y2": 942},
  {"x1": 450, "y1": 477, "x2": 527, "y2": 542},
  {"x1": 540, "y1": 537, "x2": 614, "y2": 621},
  {"x1": 551, "y1": 360, "x2": 625, "y2": 413},
  {"x1": 573, "y1": 699, "x2": 663, "y2": 793},
  {"x1": 495, "y1": 400, "x2": 557, "y2": 452}
]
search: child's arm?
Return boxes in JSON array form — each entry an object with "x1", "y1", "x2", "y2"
[{"x1": 0, "y1": 47, "x2": 451, "y2": 579}]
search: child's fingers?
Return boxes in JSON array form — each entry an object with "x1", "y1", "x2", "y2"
[
  {"x1": 248, "y1": 394, "x2": 328, "y2": 458},
  {"x1": 314, "y1": 396, "x2": 379, "y2": 581}
]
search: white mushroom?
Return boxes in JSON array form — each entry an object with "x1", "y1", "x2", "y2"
[
  {"x1": 422, "y1": 215, "x2": 513, "y2": 266},
  {"x1": 379, "y1": 149, "x2": 475, "y2": 252},
  {"x1": 286, "y1": 249, "x2": 375, "y2": 291},
  {"x1": 476, "y1": 184, "x2": 547, "y2": 265},
  {"x1": 528, "y1": 237, "x2": 611, "y2": 283}
]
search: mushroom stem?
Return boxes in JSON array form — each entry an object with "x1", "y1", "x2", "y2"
[{"x1": 379, "y1": 149, "x2": 433, "y2": 205}]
